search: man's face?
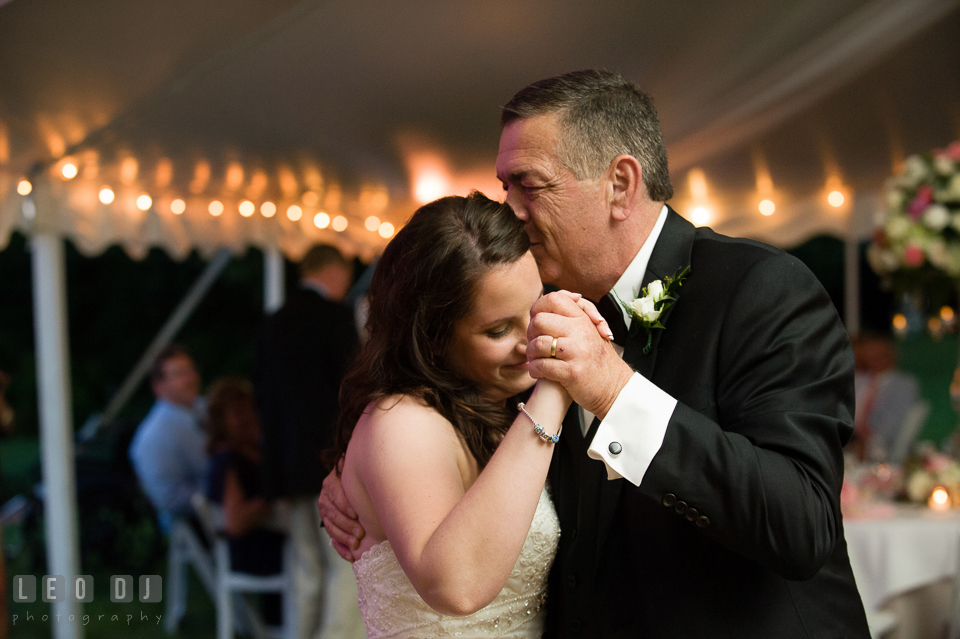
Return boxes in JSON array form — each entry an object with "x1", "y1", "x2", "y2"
[
  {"x1": 153, "y1": 355, "x2": 200, "y2": 407},
  {"x1": 496, "y1": 113, "x2": 608, "y2": 296}
]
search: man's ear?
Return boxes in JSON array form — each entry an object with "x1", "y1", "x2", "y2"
[{"x1": 607, "y1": 155, "x2": 643, "y2": 222}]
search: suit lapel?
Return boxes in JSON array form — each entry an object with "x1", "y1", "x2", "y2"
[{"x1": 594, "y1": 207, "x2": 697, "y2": 555}]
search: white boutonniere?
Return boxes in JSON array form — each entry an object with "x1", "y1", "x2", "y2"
[{"x1": 615, "y1": 266, "x2": 689, "y2": 354}]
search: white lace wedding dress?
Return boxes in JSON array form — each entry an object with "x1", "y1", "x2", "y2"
[{"x1": 352, "y1": 487, "x2": 561, "y2": 638}]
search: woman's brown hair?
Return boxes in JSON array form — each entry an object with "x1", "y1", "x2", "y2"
[{"x1": 332, "y1": 191, "x2": 530, "y2": 468}]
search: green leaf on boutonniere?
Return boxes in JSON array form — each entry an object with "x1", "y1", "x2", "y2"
[{"x1": 614, "y1": 266, "x2": 689, "y2": 354}]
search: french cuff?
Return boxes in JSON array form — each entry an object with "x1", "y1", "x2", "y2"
[{"x1": 587, "y1": 373, "x2": 676, "y2": 486}]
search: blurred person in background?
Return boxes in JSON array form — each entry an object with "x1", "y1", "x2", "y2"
[
  {"x1": 850, "y1": 332, "x2": 921, "y2": 463},
  {"x1": 255, "y1": 244, "x2": 363, "y2": 639},
  {"x1": 0, "y1": 369, "x2": 12, "y2": 639},
  {"x1": 129, "y1": 344, "x2": 208, "y2": 533},
  {"x1": 206, "y1": 377, "x2": 285, "y2": 627}
]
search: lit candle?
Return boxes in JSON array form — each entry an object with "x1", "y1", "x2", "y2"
[{"x1": 929, "y1": 486, "x2": 951, "y2": 511}]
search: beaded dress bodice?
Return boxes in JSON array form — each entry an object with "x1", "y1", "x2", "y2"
[{"x1": 352, "y1": 487, "x2": 560, "y2": 638}]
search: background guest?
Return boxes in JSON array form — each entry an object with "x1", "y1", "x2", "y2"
[
  {"x1": 128, "y1": 344, "x2": 208, "y2": 533},
  {"x1": 254, "y1": 243, "x2": 364, "y2": 639},
  {"x1": 205, "y1": 377, "x2": 285, "y2": 626},
  {"x1": 851, "y1": 332, "x2": 922, "y2": 463}
]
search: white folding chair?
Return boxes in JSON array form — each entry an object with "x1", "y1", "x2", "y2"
[
  {"x1": 191, "y1": 493, "x2": 294, "y2": 639},
  {"x1": 164, "y1": 515, "x2": 217, "y2": 633}
]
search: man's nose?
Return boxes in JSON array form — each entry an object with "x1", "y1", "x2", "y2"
[{"x1": 505, "y1": 188, "x2": 528, "y2": 221}]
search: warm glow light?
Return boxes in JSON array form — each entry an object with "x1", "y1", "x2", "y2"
[
  {"x1": 209, "y1": 200, "x2": 224, "y2": 216},
  {"x1": 17, "y1": 180, "x2": 32, "y2": 196},
  {"x1": 287, "y1": 205, "x2": 303, "y2": 221},
  {"x1": 171, "y1": 199, "x2": 186, "y2": 215},
  {"x1": 942, "y1": 306, "x2": 955, "y2": 322},
  {"x1": 261, "y1": 201, "x2": 276, "y2": 218},
  {"x1": 61, "y1": 163, "x2": 78, "y2": 179},
  {"x1": 930, "y1": 486, "x2": 951, "y2": 510},
  {"x1": 314, "y1": 212, "x2": 330, "y2": 229},
  {"x1": 414, "y1": 170, "x2": 449, "y2": 204},
  {"x1": 892, "y1": 314, "x2": 908, "y2": 331},
  {"x1": 302, "y1": 191, "x2": 320, "y2": 207},
  {"x1": 691, "y1": 207, "x2": 710, "y2": 226},
  {"x1": 136, "y1": 194, "x2": 152, "y2": 211},
  {"x1": 365, "y1": 216, "x2": 381, "y2": 231},
  {"x1": 929, "y1": 317, "x2": 944, "y2": 337},
  {"x1": 759, "y1": 199, "x2": 775, "y2": 216},
  {"x1": 239, "y1": 200, "x2": 255, "y2": 217},
  {"x1": 378, "y1": 222, "x2": 395, "y2": 238},
  {"x1": 332, "y1": 215, "x2": 348, "y2": 232},
  {"x1": 828, "y1": 191, "x2": 845, "y2": 207},
  {"x1": 98, "y1": 187, "x2": 115, "y2": 204}
]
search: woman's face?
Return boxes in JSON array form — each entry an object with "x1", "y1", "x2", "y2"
[{"x1": 446, "y1": 251, "x2": 542, "y2": 403}]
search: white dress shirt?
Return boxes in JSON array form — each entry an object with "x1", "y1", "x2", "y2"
[{"x1": 584, "y1": 205, "x2": 678, "y2": 485}]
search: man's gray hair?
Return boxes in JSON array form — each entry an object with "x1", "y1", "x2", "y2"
[{"x1": 501, "y1": 69, "x2": 673, "y2": 202}]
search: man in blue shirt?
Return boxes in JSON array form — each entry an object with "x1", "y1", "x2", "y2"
[{"x1": 129, "y1": 345, "x2": 208, "y2": 534}]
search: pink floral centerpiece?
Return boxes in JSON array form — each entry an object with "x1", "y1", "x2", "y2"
[{"x1": 868, "y1": 141, "x2": 960, "y2": 297}]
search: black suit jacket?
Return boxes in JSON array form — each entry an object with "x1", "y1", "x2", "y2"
[
  {"x1": 546, "y1": 209, "x2": 869, "y2": 638},
  {"x1": 254, "y1": 287, "x2": 358, "y2": 498}
]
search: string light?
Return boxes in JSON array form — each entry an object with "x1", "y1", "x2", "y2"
[
  {"x1": 314, "y1": 212, "x2": 330, "y2": 229},
  {"x1": 17, "y1": 180, "x2": 32, "y2": 196},
  {"x1": 378, "y1": 222, "x2": 395, "y2": 238},
  {"x1": 171, "y1": 199, "x2": 186, "y2": 215},
  {"x1": 828, "y1": 191, "x2": 845, "y2": 207},
  {"x1": 98, "y1": 187, "x2": 115, "y2": 204},
  {"x1": 261, "y1": 202, "x2": 276, "y2": 218},
  {"x1": 287, "y1": 205, "x2": 303, "y2": 221},
  {"x1": 209, "y1": 200, "x2": 224, "y2": 216},
  {"x1": 239, "y1": 200, "x2": 255, "y2": 217},
  {"x1": 365, "y1": 216, "x2": 381, "y2": 231},
  {"x1": 136, "y1": 194, "x2": 152, "y2": 211},
  {"x1": 332, "y1": 215, "x2": 348, "y2": 232},
  {"x1": 759, "y1": 199, "x2": 775, "y2": 216},
  {"x1": 61, "y1": 162, "x2": 78, "y2": 179},
  {"x1": 691, "y1": 207, "x2": 710, "y2": 226}
]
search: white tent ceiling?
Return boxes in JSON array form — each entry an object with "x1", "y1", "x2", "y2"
[{"x1": 1, "y1": 0, "x2": 959, "y2": 259}]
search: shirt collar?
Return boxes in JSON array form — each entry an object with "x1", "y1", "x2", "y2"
[{"x1": 610, "y1": 204, "x2": 668, "y2": 330}]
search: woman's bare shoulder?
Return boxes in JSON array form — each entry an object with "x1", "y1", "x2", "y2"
[{"x1": 352, "y1": 394, "x2": 458, "y2": 447}]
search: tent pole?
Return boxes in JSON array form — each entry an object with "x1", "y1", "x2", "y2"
[
  {"x1": 97, "y1": 247, "x2": 232, "y2": 429},
  {"x1": 845, "y1": 207, "x2": 861, "y2": 337},
  {"x1": 264, "y1": 247, "x2": 285, "y2": 313},
  {"x1": 31, "y1": 232, "x2": 82, "y2": 639}
]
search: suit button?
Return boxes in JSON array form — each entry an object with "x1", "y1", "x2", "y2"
[
  {"x1": 608, "y1": 441, "x2": 622, "y2": 455},
  {"x1": 566, "y1": 574, "x2": 577, "y2": 589},
  {"x1": 696, "y1": 515, "x2": 711, "y2": 528},
  {"x1": 570, "y1": 620, "x2": 583, "y2": 633},
  {"x1": 674, "y1": 501, "x2": 688, "y2": 516},
  {"x1": 685, "y1": 507, "x2": 699, "y2": 522},
  {"x1": 662, "y1": 493, "x2": 677, "y2": 508}
]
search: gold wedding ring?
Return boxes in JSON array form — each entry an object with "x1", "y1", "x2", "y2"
[{"x1": 550, "y1": 336, "x2": 558, "y2": 358}]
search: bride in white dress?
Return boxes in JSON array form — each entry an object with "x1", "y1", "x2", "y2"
[{"x1": 329, "y1": 193, "x2": 611, "y2": 638}]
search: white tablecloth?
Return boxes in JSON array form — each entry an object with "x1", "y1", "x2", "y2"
[{"x1": 844, "y1": 504, "x2": 960, "y2": 613}]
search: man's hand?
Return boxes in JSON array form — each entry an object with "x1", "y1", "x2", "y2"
[
  {"x1": 527, "y1": 292, "x2": 633, "y2": 419},
  {"x1": 318, "y1": 470, "x2": 365, "y2": 562}
]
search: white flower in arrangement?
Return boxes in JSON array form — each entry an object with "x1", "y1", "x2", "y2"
[
  {"x1": 867, "y1": 245, "x2": 899, "y2": 273},
  {"x1": 948, "y1": 174, "x2": 960, "y2": 201},
  {"x1": 885, "y1": 215, "x2": 911, "y2": 240},
  {"x1": 902, "y1": 154, "x2": 929, "y2": 187},
  {"x1": 935, "y1": 155, "x2": 955, "y2": 176},
  {"x1": 907, "y1": 470, "x2": 935, "y2": 503},
  {"x1": 627, "y1": 295, "x2": 661, "y2": 323},
  {"x1": 923, "y1": 204, "x2": 951, "y2": 230},
  {"x1": 939, "y1": 461, "x2": 960, "y2": 485},
  {"x1": 927, "y1": 238, "x2": 949, "y2": 269},
  {"x1": 886, "y1": 188, "x2": 905, "y2": 210}
]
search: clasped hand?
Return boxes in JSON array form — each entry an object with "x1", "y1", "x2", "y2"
[{"x1": 526, "y1": 291, "x2": 634, "y2": 421}]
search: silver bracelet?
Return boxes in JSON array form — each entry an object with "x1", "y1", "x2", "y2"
[{"x1": 517, "y1": 402, "x2": 562, "y2": 444}]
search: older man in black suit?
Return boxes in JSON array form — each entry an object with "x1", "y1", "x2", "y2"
[{"x1": 504, "y1": 70, "x2": 868, "y2": 638}]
